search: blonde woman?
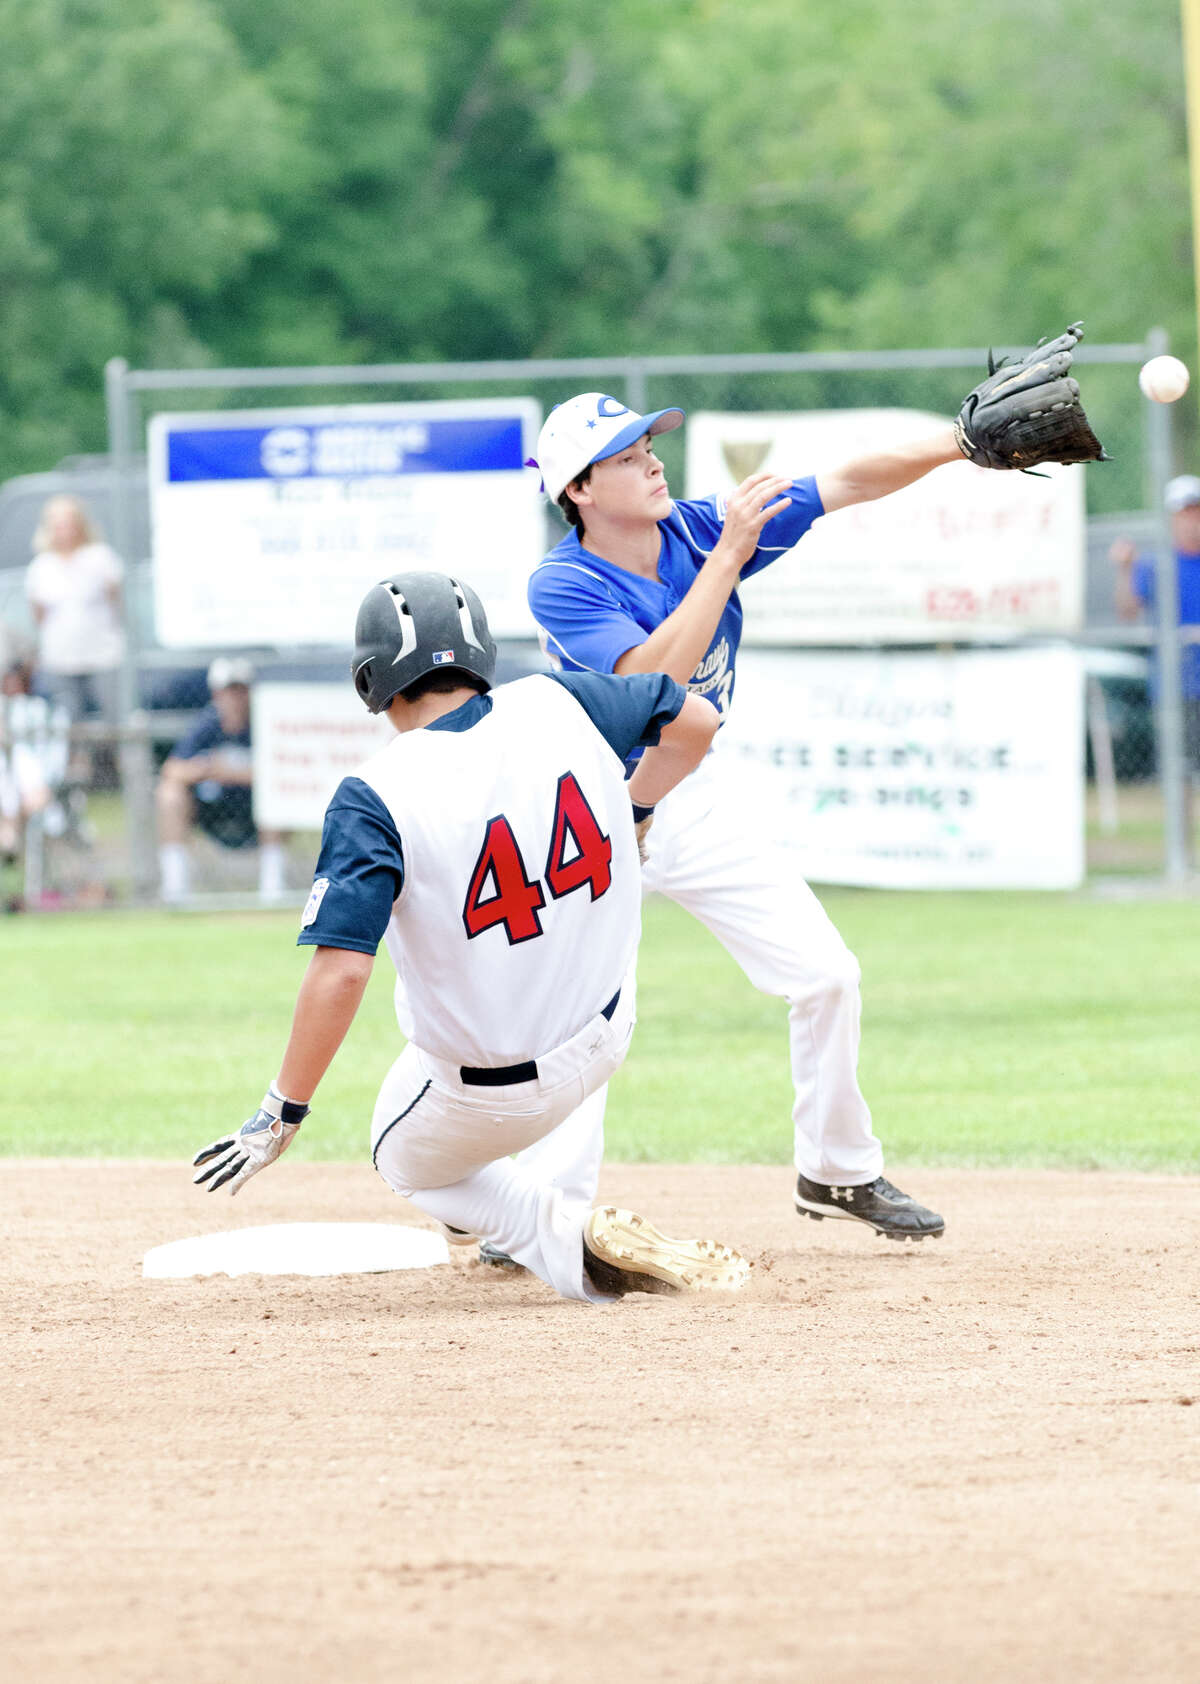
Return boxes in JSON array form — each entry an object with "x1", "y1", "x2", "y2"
[{"x1": 25, "y1": 496, "x2": 125, "y2": 728}]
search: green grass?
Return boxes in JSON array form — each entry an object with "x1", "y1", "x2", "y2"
[{"x1": 2, "y1": 890, "x2": 1199, "y2": 1170}]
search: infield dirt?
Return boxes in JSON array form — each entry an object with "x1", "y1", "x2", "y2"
[{"x1": 4, "y1": 1162, "x2": 1198, "y2": 1683}]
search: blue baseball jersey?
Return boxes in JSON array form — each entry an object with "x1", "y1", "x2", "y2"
[
  {"x1": 298, "y1": 668, "x2": 686, "y2": 957},
  {"x1": 1132, "y1": 549, "x2": 1200, "y2": 698},
  {"x1": 528, "y1": 484, "x2": 825, "y2": 727}
]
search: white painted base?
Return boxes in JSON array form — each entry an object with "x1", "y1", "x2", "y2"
[{"x1": 143, "y1": 1222, "x2": 450, "y2": 1279}]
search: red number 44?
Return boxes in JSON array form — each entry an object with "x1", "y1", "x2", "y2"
[{"x1": 462, "y1": 772, "x2": 613, "y2": 945}]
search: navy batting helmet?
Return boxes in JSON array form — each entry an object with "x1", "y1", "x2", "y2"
[{"x1": 351, "y1": 571, "x2": 497, "y2": 715}]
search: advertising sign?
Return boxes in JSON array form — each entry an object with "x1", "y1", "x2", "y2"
[
  {"x1": 252, "y1": 683, "x2": 393, "y2": 832},
  {"x1": 686, "y1": 409, "x2": 1085, "y2": 643},
  {"x1": 149, "y1": 399, "x2": 542, "y2": 647},
  {"x1": 717, "y1": 646, "x2": 1084, "y2": 889}
]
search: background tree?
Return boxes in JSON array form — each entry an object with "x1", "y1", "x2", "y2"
[
  {"x1": 0, "y1": 0, "x2": 1192, "y2": 504},
  {"x1": 0, "y1": 0, "x2": 292, "y2": 472}
]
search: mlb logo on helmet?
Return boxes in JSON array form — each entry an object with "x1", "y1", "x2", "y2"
[{"x1": 432, "y1": 650, "x2": 456, "y2": 665}]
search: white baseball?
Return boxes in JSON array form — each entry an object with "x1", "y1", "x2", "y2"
[{"x1": 1138, "y1": 355, "x2": 1190, "y2": 404}]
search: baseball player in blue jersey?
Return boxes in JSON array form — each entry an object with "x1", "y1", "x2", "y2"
[
  {"x1": 524, "y1": 392, "x2": 973, "y2": 1242},
  {"x1": 191, "y1": 571, "x2": 748, "y2": 1302}
]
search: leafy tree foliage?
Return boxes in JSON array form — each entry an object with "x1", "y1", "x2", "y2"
[
  {"x1": 0, "y1": 0, "x2": 290, "y2": 470},
  {"x1": 0, "y1": 0, "x2": 1193, "y2": 490}
]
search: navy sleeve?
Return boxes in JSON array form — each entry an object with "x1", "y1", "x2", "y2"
[
  {"x1": 169, "y1": 709, "x2": 223, "y2": 760},
  {"x1": 296, "y1": 776, "x2": 405, "y2": 955},
  {"x1": 547, "y1": 670, "x2": 687, "y2": 761}
]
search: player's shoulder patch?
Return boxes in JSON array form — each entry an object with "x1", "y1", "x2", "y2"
[{"x1": 300, "y1": 877, "x2": 331, "y2": 929}]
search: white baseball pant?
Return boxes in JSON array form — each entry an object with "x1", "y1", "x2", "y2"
[
  {"x1": 512, "y1": 742, "x2": 885, "y2": 1190},
  {"x1": 371, "y1": 981, "x2": 635, "y2": 1301}
]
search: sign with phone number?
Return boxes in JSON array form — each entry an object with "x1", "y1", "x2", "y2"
[
  {"x1": 687, "y1": 408, "x2": 1085, "y2": 644},
  {"x1": 149, "y1": 399, "x2": 543, "y2": 649}
]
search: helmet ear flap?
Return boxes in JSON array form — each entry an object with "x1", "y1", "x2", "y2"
[{"x1": 354, "y1": 662, "x2": 373, "y2": 704}]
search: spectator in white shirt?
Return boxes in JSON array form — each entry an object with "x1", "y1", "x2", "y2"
[{"x1": 26, "y1": 495, "x2": 126, "y2": 728}]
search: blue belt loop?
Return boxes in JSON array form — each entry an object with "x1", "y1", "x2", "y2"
[{"x1": 459, "y1": 987, "x2": 621, "y2": 1086}]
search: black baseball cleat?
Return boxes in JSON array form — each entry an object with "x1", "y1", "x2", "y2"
[
  {"x1": 793, "y1": 1174, "x2": 945, "y2": 1241},
  {"x1": 582, "y1": 1206, "x2": 751, "y2": 1297},
  {"x1": 478, "y1": 1240, "x2": 524, "y2": 1270}
]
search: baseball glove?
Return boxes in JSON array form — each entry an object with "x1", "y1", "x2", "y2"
[{"x1": 954, "y1": 322, "x2": 1109, "y2": 471}]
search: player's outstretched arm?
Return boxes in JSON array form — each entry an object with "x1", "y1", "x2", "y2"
[
  {"x1": 816, "y1": 427, "x2": 962, "y2": 515},
  {"x1": 626, "y1": 693, "x2": 719, "y2": 809},
  {"x1": 192, "y1": 945, "x2": 374, "y2": 1195}
]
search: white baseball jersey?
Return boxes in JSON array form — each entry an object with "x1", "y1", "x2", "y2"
[{"x1": 298, "y1": 669, "x2": 686, "y2": 1069}]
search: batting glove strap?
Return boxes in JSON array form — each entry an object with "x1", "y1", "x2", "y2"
[
  {"x1": 630, "y1": 802, "x2": 655, "y2": 824},
  {"x1": 263, "y1": 1083, "x2": 311, "y2": 1127}
]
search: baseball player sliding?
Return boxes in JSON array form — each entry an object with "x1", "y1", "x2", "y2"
[
  {"x1": 521, "y1": 330, "x2": 1105, "y2": 1243},
  {"x1": 192, "y1": 571, "x2": 749, "y2": 1302}
]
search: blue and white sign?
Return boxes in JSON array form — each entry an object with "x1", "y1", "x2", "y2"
[{"x1": 149, "y1": 399, "x2": 543, "y2": 647}]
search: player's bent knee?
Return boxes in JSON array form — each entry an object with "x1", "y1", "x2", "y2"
[{"x1": 784, "y1": 953, "x2": 862, "y2": 1009}]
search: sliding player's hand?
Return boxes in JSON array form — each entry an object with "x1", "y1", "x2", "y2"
[{"x1": 193, "y1": 1086, "x2": 308, "y2": 1196}]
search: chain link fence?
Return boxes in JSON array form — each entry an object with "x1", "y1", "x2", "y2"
[
  {"x1": 3, "y1": 630, "x2": 1191, "y2": 911},
  {"x1": 2, "y1": 339, "x2": 1195, "y2": 910}
]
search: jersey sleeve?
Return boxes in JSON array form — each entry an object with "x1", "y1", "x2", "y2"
[
  {"x1": 749, "y1": 475, "x2": 824, "y2": 566},
  {"x1": 528, "y1": 561, "x2": 648, "y2": 675},
  {"x1": 671, "y1": 478, "x2": 825, "y2": 580},
  {"x1": 547, "y1": 670, "x2": 687, "y2": 761},
  {"x1": 296, "y1": 776, "x2": 405, "y2": 955},
  {"x1": 732, "y1": 477, "x2": 825, "y2": 579}
]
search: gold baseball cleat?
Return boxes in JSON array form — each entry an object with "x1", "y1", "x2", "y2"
[{"x1": 583, "y1": 1206, "x2": 751, "y2": 1297}]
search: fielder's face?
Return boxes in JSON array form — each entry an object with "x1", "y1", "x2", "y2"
[{"x1": 578, "y1": 434, "x2": 670, "y2": 523}]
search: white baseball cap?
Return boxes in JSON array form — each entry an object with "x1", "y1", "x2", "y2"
[
  {"x1": 1165, "y1": 474, "x2": 1200, "y2": 512},
  {"x1": 535, "y1": 393, "x2": 685, "y2": 503},
  {"x1": 207, "y1": 656, "x2": 254, "y2": 691}
]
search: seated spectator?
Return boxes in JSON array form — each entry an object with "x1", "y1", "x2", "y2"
[
  {"x1": 156, "y1": 657, "x2": 289, "y2": 905},
  {"x1": 0, "y1": 648, "x2": 72, "y2": 911}
]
